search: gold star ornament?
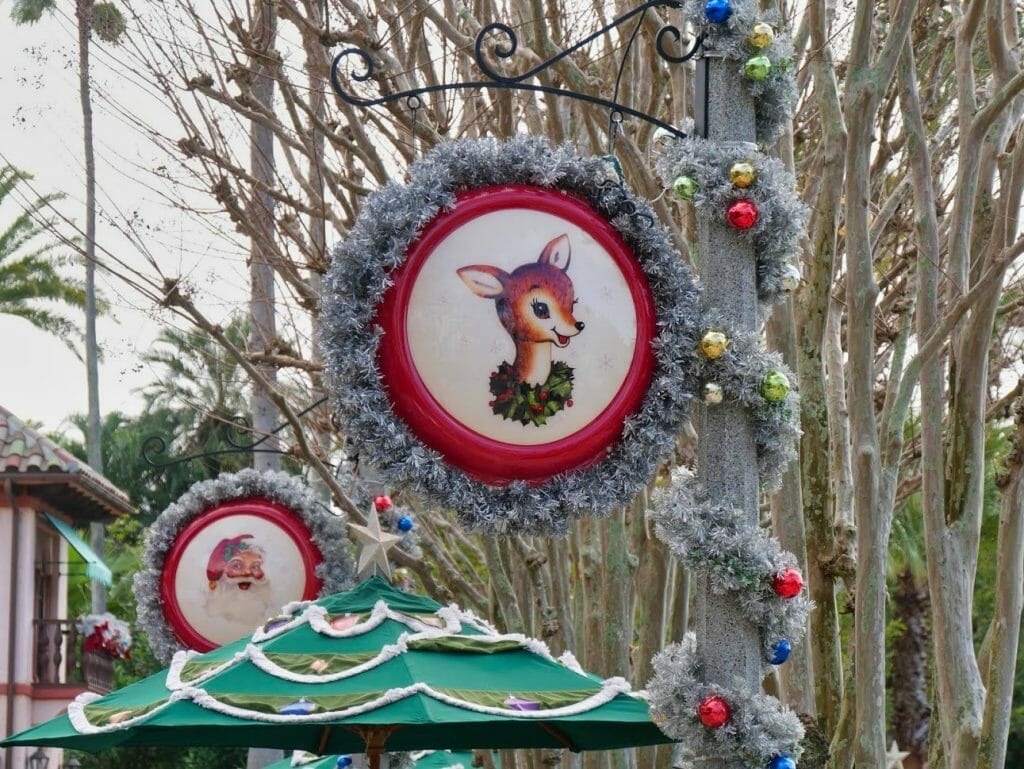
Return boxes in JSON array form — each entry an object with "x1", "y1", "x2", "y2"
[{"x1": 348, "y1": 503, "x2": 403, "y2": 579}]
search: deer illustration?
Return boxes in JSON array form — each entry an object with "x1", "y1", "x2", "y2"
[{"x1": 458, "y1": 234, "x2": 585, "y2": 387}]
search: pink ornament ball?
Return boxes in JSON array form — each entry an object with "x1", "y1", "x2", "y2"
[
  {"x1": 773, "y1": 568, "x2": 804, "y2": 599},
  {"x1": 726, "y1": 199, "x2": 759, "y2": 230}
]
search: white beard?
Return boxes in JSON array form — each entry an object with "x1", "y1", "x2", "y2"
[{"x1": 203, "y1": 578, "x2": 276, "y2": 634}]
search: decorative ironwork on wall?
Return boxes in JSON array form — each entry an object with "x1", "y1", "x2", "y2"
[{"x1": 329, "y1": 0, "x2": 703, "y2": 140}]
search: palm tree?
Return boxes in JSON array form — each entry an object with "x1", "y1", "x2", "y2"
[
  {"x1": 141, "y1": 316, "x2": 253, "y2": 462},
  {"x1": 0, "y1": 165, "x2": 89, "y2": 354},
  {"x1": 11, "y1": 0, "x2": 124, "y2": 458}
]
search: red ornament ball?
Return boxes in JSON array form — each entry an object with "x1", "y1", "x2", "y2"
[
  {"x1": 773, "y1": 568, "x2": 804, "y2": 599},
  {"x1": 726, "y1": 199, "x2": 759, "y2": 230},
  {"x1": 697, "y1": 695, "x2": 731, "y2": 728},
  {"x1": 373, "y1": 495, "x2": 393, "y2": 512}
]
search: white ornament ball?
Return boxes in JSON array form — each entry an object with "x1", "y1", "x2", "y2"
[
  {"x1": 703, "y1": 382, "x2": 724, "y2": 405},
  {"x1": 781, "y1": 264, "x2": 802, "y2": 292}
]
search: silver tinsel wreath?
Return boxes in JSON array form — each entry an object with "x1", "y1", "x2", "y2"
[
  {"x1": 650, "y1": 468, "x2": 812, "y2": 661},
  {"x1": 134, "y1": 469, "x2": 357, "y2": 663},
  {"x1": 658, "y1": 139, "x2": 808, "y2": 307},
  {"x1": 681, "y1": 0, "x2": 798, "y2": 145},
  {"x1": 318, "y1": 136, "x2": 705, "y2": 535},
  {"x1": 648, "y1": 634, "x2": 804, "y2": 767}
]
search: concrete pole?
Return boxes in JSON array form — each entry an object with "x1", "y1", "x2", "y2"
[
  {"x1": 248, "y1": 0, "x2": 282, "y2": 478},
  {"x1": 690, "y1": 52, "x2": 763, "y2": 768},
  {"x1": 247, "y1": 3, "x2": 283, "y2": 768}
]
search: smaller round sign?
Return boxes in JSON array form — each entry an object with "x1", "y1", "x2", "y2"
[
  {"x1": 160, "y1": 498, "x2": 324, "y2": 651},
  {"x1": 135, "y1": 469, "x2": 357, "y2": 662}
]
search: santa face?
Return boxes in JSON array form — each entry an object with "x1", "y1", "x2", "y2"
[{"x1": 224, "y1": 549, "x2": 265, "y2": 590}]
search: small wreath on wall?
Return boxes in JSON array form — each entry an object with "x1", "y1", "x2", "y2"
[
  {"x1": 319, "y1": 136, "x2": 707, "y2": 535},
  {"x1": 135, "y1": 469, "x2": 357, "y2": 663}
]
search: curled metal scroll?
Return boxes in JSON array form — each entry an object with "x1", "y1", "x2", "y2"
[
  {"x1": 329, "y1": 0, "x2": 704, "y2": 141},
  {"x1": 141, "y1": 397, "x2": 332, "y2": 469}
]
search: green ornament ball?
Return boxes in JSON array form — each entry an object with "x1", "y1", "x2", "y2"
[
  {"x1": 744, "y1": 55, "x2": 772, "y2": 81},
  {"x1": 761, "y1": 371, "x2": 790, "y2": 403},
  {"x1": 673, "y1": 175, "x2": 699, "y2": 201}
]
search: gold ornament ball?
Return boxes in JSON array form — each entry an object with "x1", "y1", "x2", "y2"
[
  {"x1": 729, "y1": 161, "x2": 757, "y2": 189},
  {"x1": 761, "y1": 371, "x2": 791, "y2": 403},
  {"x1": 744, "y1": 55, "x2": 772, "y2": 81},
  {"x1": 673, "y1": 175, "x2": 699, "y2": 201},
  {"x1": 699, "y1": 331, "x2": 730, "y2": 360},
  {"x1": 703, "y1": 382, "x2": 724, "y2": 405},
  {"x1": 392, "y1": 567, "x2": 410, "y2": 585},
  {"x1": 747, "y1": 22, "x2": 775, "y2": 49}
]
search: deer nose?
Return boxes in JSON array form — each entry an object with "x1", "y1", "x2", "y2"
[{"x1": 575, "y1": 321, "x2": 585, "y2": 331}]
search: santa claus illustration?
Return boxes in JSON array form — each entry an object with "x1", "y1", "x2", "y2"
[{"x1": 203, "y1": 534, "x2": 276, "y2": 632}]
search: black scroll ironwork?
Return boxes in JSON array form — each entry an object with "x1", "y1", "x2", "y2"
[
  {"x1": 329, "y1": 0, "x2": 703, "y2": 140},
  {"x1": 141, "y1": 397, "x2": 332, "y2": 469}
]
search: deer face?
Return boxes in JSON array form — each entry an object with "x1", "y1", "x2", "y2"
[{"x1": 458, "y1": 234, "x2": 585, "y2": 348}]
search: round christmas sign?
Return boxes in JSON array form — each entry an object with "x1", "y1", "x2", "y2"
[
  {"x1": 320, "y1": 137, "x2": 704, "y2": 534},
  {"x1": 159, "y1": 497, "x2": 323, "y2": 651},
  {"x1": 135, "y1": 470, "x2": 357, "y2": 661},
  {"x1": 377, "y1": 185, "x2": 657, "y2": 482}
]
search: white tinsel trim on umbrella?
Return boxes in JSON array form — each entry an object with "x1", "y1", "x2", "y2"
[
  {"x1": 186, "y1": 677, "x2": 637, "y2": 724},
  {"x1": 72, "y1": 677, "x2": 639, "y2": 734}
]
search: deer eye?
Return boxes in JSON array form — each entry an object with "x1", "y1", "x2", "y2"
[{"x1": 531, "y1": 299, "x2": 550, "y2": 319}]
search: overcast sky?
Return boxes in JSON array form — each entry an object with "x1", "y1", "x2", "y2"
[{"x1": 1, "y1": 11, "x2": 250, "y2": 437}]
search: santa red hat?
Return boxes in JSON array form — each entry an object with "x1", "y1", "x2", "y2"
[{"x1": 207, "y1": 534, "x2": 254, "y2": 589}]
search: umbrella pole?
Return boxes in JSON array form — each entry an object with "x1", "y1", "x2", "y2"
[{"x1": 355, "y1": 726, "x2": 394, "y2": 769}]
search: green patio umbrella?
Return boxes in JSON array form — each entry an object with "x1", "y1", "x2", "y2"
[{"x1": 3, "y1": 577, "x2": 672, "y2": 766}]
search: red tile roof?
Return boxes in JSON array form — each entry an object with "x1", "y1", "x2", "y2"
[{"x1": 0, "y1": 405, "x2": 133, "y2": 518}]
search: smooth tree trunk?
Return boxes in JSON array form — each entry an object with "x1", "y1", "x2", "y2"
[
  {"x1": 76, "y1": 0, "x2": 106, "y2": 615},
  {"x1": 249, "y1": 0, "x2": 281, "y2": 475},
  {"x1": 246, "y1": 4, "x2": 282, "y2": 768}
]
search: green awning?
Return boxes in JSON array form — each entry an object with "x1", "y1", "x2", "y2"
[{"x1": 44, "y1": 513, "x2": 112, "y2": 587}]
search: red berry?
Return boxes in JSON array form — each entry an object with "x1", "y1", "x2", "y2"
[
  {"x1": 726, "y1": 199, "x2": 759, "y2": 230},
  {"x1": 540, "y1": 391, "x2": 549, "y2": 400},
  {"x1": 530, "y1": 404, "x2": 544, "y2": 413},
  {"x1": 567, "y1": 400, "x2": 574, "y2": 407},
  {"x1": 697, "y1": 695, "x2": 731, "y2": 728},
  {"x1": 772, "y1": 568, "x2": 804, "y2": 599},
  {"x1": 373, "y1": 495, "x2": 392, "y2": 512},
  {"x1": 488, "y1": 401, "x2": 496, "y2": 407}
]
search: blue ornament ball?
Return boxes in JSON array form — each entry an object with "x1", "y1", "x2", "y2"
[
  {"x1": 337, "y1": 757, "x2": 353, "y2": 769},
  {"x1": 704, "y1": 0, "x2": 733, "y2": 23},
  {"x1": 770, "y1": 639, "x2": 792, "y2": 665},
  {"x1": 768, "y1": 756, "x2": 796, "y2": 769},
  {"x1": 397, "y1": 516, "x2": 415, "y2": 532}
]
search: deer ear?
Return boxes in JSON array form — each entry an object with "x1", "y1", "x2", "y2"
[
  {"x1": 457, "y1": 265, "x2": 509, "y2": 298},
  {"x1": 538, "y1": 234, "x2": 571, "y2": 271}
]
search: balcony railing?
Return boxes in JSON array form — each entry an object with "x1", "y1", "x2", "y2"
[{"x1": 33, "y1": 619, "x2": 113, "y2": 694}]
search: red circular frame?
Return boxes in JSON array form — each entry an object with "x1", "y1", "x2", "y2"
[
  {"x1": 376, "y1": 185, "x2": 657, "y2": 485},
  {"x1": 159, "y1": 498, "x2": 324, "y2": 652}
]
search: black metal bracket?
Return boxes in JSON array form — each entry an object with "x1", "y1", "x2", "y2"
[
  {"x1": 141, "y1": 397, "x2": 333, "y2": 469},
  {"x1": 329, "y1": 0, "x2": 703, "y2": 141}
]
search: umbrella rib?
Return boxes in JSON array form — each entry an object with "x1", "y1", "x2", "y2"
[{"x1": 538, "y1": 722, "x2": 577, "y2": 752}]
